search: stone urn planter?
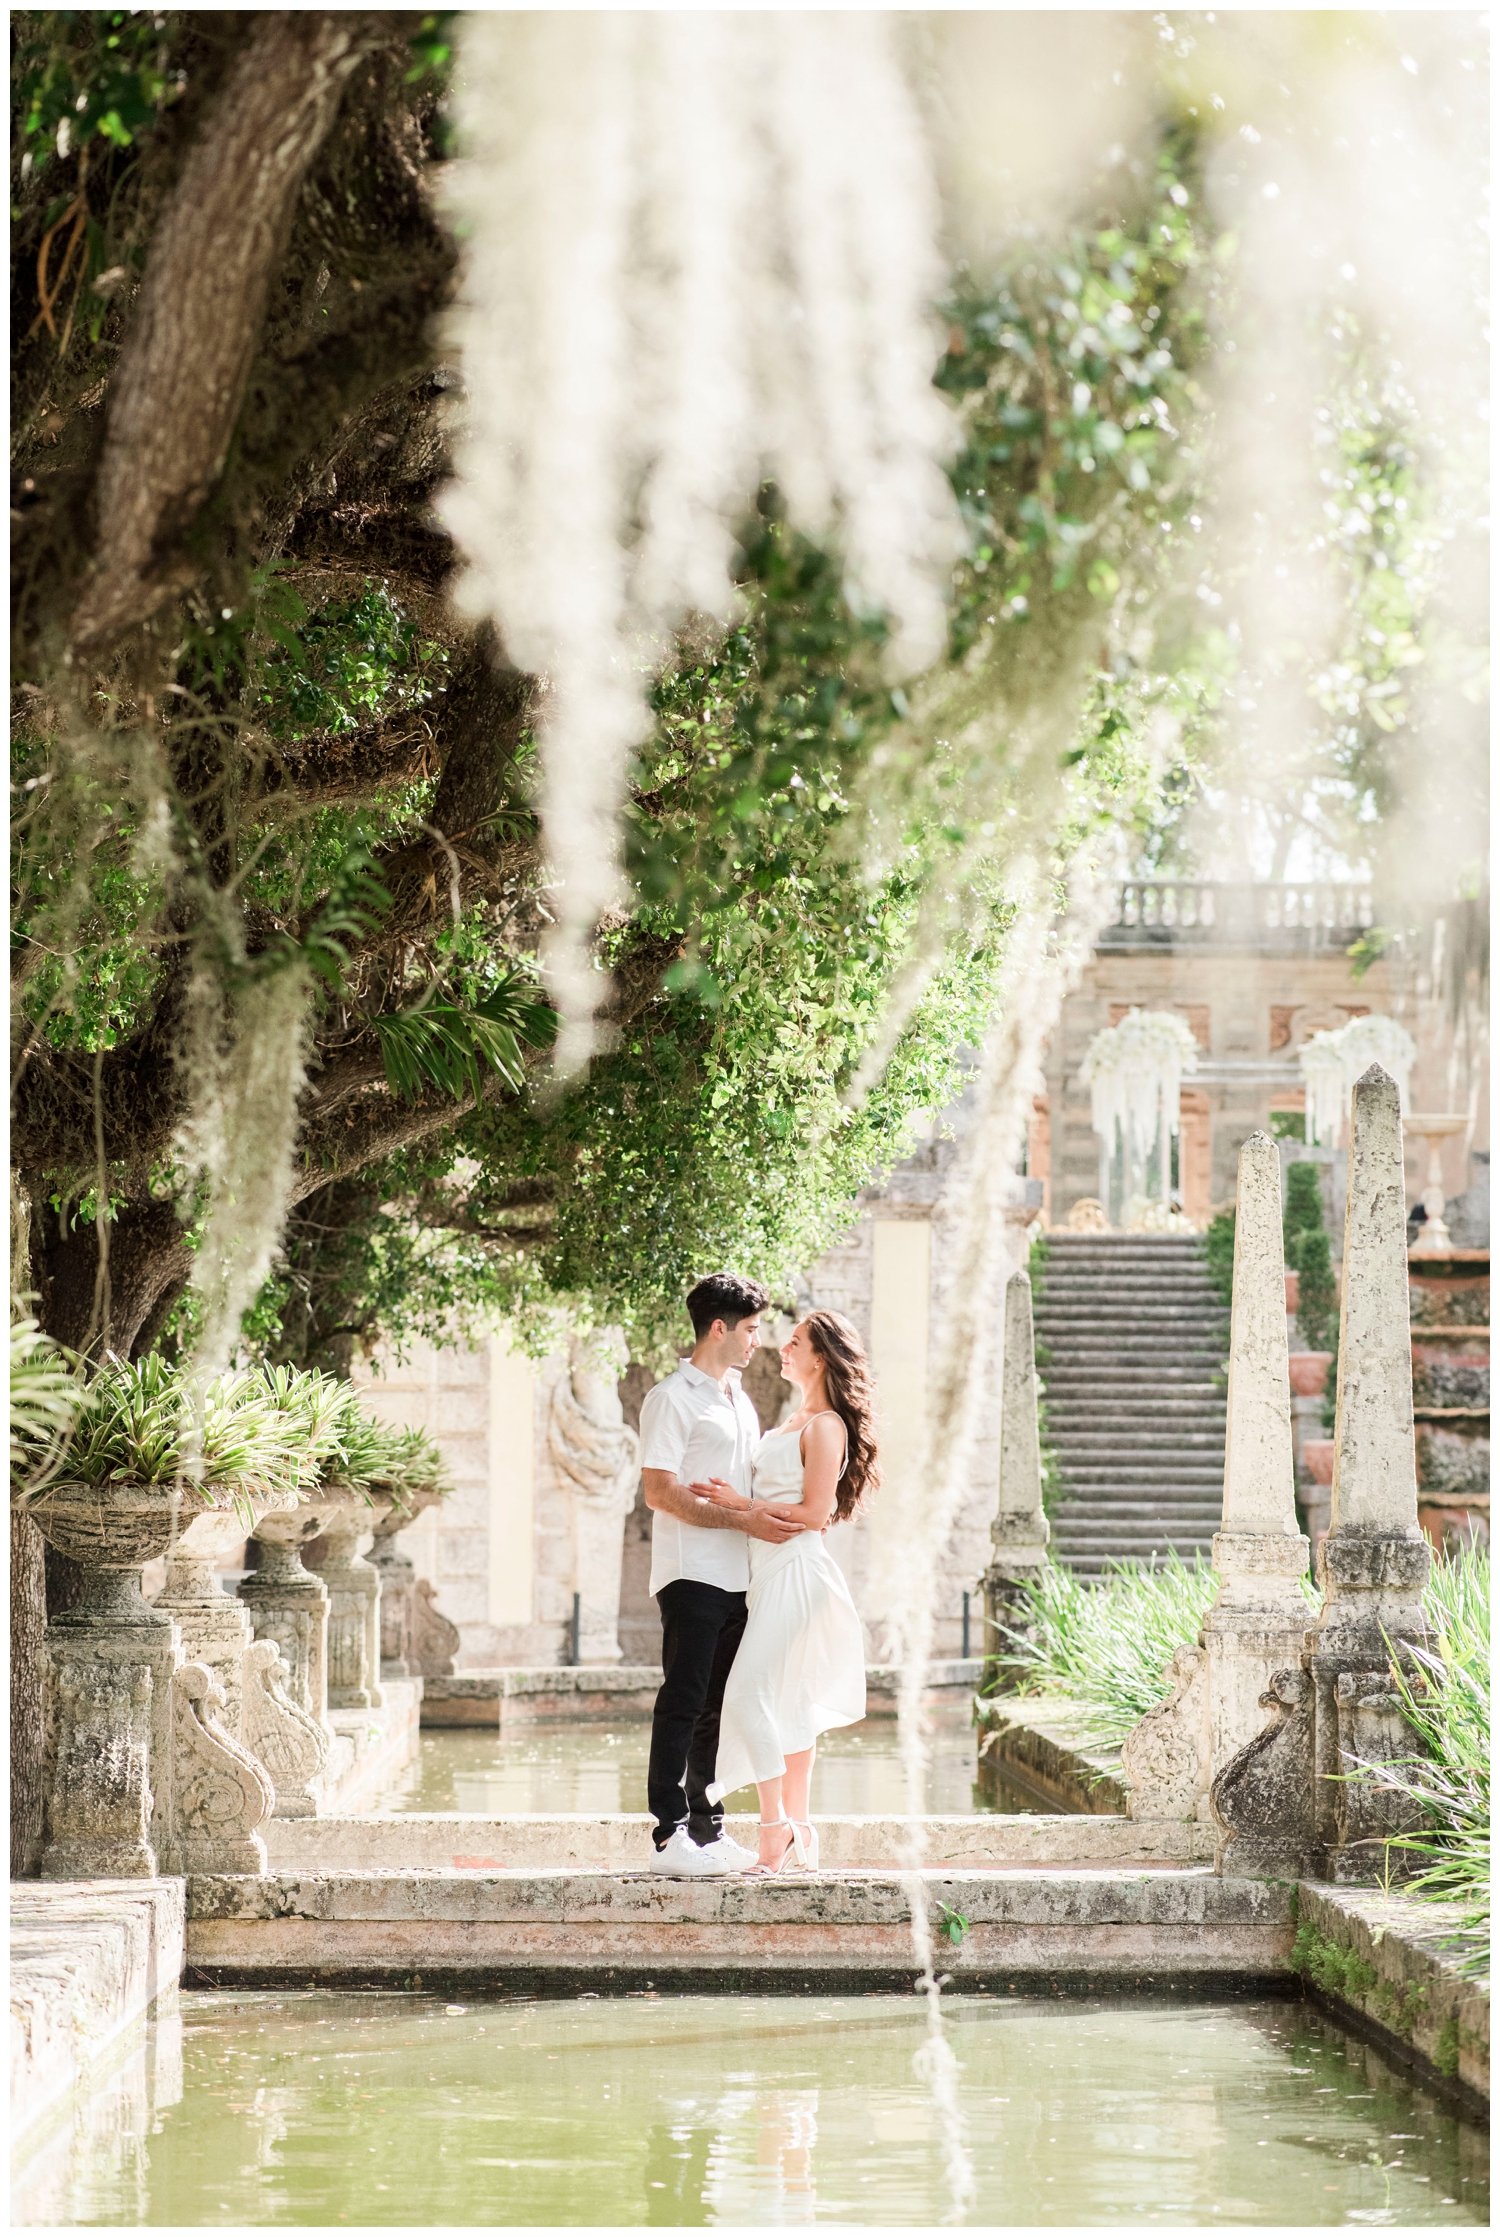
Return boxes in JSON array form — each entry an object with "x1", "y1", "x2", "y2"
[
  {"x1": 1301, "y1": 1438, "x2": 1336, "y2": 1487},
  {"x1": 1288, "y1": 1351, "x2": 1333, "y2": 1398},
  {"x1": 22, "y1": 1478, "x2": 234, "y2": 1877},
  {"x1": 367, "y1": 1485, "x2": 457, "y2": 1679},
  {"x1": 240, "y1": 1489, "x2": 364, "y2": 1726},
  {"x1": 1284, "y1": 1269, "x2": 1301, "y2": 1314}
]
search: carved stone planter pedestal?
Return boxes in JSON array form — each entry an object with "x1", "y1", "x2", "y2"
[
  {"x1": 1123, "y1": 1134, "x2": 1311, "y2": 1822},
  {"x1": 25, "y1": 1481, "x2": 186, "y2": 1878},
  {"x1": 25, "y1": 1481, "x2": 276, "y2": 1878},
  {"x1": 239, "y1": 1493, "x2": 353, "y2": 1735},
  {"x1": 368, "y1": 1486, "x2": 442, "y2": 1679},
  {"x1": 982, "y1": 1268, "x2": 1051, "y2": 1679},
  {"x1": 152, "y1": 1490, "x2": 295, "y2": 1737},
  {"x1": 305, "y1": 1493, "x2": 384, "y2": 1709},
  {"x1": 1212, "y1": 1069, "x2": 1432, "y2": 1883}
]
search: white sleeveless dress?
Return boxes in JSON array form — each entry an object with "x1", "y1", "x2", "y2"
[{"x1": 706, "y1": 1422, "x2": 867, "y2": 1802}]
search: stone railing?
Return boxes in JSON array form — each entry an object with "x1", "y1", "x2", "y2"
[{"x1": 1102, "y1": 881, "x2": 1376, "y2": 952}]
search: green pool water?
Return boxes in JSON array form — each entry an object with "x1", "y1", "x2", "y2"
[
  {"x1": 389, "y1": 1703, "x2": 1046, "y2": 1816},
  {"x1": 16, "y1": 1988, "x2": 1485, "y2": 2227}
]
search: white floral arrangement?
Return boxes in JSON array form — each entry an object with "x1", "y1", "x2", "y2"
[
  {"x1": 1299, "y1": 1014, "x2": 1416, "y2": 1146},
  {"x1": 1081, "y1": 1008, "x2": 1201, "y2": 1166},
  {"x1": 1123, "y1": 1195, "x2": 1199, "y2": 1235}
]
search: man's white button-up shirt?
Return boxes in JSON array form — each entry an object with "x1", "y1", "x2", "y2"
[{"x1": 639, "y1": 1360, "x2": 761, "y2": 1595}]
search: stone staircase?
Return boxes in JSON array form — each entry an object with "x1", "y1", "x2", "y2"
[{"x1": 1034, "y1": 1234, "x2": 1229, "y2": 1577}]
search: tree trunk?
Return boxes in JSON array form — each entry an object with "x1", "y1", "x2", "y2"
[
  {"x1": 33, "y1": 1195, "x2": 195, "y2": 1360},
  {"x1": 10, "y1": 1513, "x2": 47, "y2": 1876}
]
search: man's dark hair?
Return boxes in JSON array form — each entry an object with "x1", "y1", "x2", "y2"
[{"x1": 686, "y1": 1271, "x2": 770, "y2": 1339}]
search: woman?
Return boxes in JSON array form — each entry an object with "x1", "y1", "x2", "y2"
[{"x1": 701, "y1": 1308, "x2": 878, "y2": 1872}]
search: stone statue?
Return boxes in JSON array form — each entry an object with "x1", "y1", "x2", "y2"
[{"x1": 545, "y1": 1329, "x2": 640, "y2": 1664}]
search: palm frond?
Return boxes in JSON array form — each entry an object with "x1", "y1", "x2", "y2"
[{"x1": 373, "y1": 976, "x2": 554, "y2": 1103}]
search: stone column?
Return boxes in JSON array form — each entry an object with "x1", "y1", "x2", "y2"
[
  {"x1": 304, "y1": 1502, "x2": 383, "y2": 1709},
  {"x1": 1308, "y1": 1064, "x2": 1431, "y2": 1878},
  {"x1": 239, "y1": 1501, "x2": 335, "y2": 1732},
  {"x1": 982, "y1": 1269, "x2": 1050, "y2": 1678},
  {"x1": 1123, "y1": 1135, "x2": 1310, "y2": 1819},
  {"x1": 1212, "y1": 1068, "x2": 1432, "y2": 1879}
]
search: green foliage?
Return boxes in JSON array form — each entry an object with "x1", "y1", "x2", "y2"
[
  {"x1": 1269, "y1": 1110, "x2": 1307, "y2": 1142},
  {"x1": 9, "y1": 1315, "x2": 82, "y2": 1484},
  {"x1": 935, "y1": 1900, "x2": 969, "y2": 1949},
  {"x1": 1287, "y1": 1228, "x2": 1338, "y2": 1354},
  {"x1": 1283, "y1": 1162, "x2": 1327, "y2": 1248},
  {"x1": 1204, "y1": 1209, "x2": 1235, "y2": 1307},
  {"x1": 14, "y1": 11, "x2": 178, "y2": 163},
  {"x1": 995, "y1": 1553, "x2": 1223, "y2": 1749},
  {"x1": 1353, "y1": 1550, "x2": 1490, "y2": 1979},
  {"x1": 19, "y1": 1351, "x2": 453, "y2": 1512},
  {"x1": 1284, "y1": 1164, "x2": 1338, "y2": 1353},
  {"x1": 374, "y1": 978, "x2": 555, "y2": 1105},
  {"x1": 256, "y1": 584, "x2": 447, "y2": 745}
]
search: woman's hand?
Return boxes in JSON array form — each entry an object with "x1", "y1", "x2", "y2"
[{"x1": 689, "y1": 1475, "x2": 751, "y2": 1513}]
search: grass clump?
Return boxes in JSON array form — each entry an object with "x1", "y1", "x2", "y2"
[
  {"x1": 1359, "y1": 1548, "x2": 1490, "y2": 1978},
  {"x1": 994, "y1": 1552, "x2": 1222, "y2": 1749}
]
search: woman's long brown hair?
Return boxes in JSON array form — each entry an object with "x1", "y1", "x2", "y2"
[{"x1": 802, "y1": 1308, "x2": 880, "y2": 1523}]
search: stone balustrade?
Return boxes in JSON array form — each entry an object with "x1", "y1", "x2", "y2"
[{"x1": 1102, "y1": 880, "x2": 1376, "y2": 953}]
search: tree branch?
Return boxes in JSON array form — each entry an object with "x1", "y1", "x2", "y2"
[{"x1": 72, "y1": 13, "x2": 373, "y2": 653}]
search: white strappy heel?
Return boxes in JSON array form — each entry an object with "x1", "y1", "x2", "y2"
[
  {"x1": 748, "y1": 1816, "x2": 808, "y2": 1875},
  {"x1": 792, "y1": 1818, "x2": 820, "y2": 1873}
]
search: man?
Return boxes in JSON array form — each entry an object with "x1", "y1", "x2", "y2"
[{"x1": 639, "y1": 1270, "x2": 808, "y2": 1875}]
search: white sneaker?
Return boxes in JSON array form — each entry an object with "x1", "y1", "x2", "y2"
[
  {"x1": 649, "y1": 1826, "x2": 735, "y2": 1878},
  {"x1": 699, "y1": 1830, "x2": 758, "y2": 1872}
]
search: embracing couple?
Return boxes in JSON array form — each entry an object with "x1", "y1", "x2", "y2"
[{"x1": 640, "y1": 1271, "x2": 879, "y2": 1878}]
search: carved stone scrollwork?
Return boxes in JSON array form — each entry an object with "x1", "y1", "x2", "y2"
[
  {"x1": 1210, "y1": 1666, "x2": 1317, "y2": 1877},
  {"x1": 166, "y1": 1659, "x2": 273, "y2": 1873},
  {"x1": 410, "y1": 1576, "x2": 460, "y2": 1679},
  {"x1": 242, "y1": 1638, "x2": 329, "y2": 1818},
  {"x1": 239, "y1": 1525, "x2": 330, "y2": 1724},
  {"x1": 1121, "y1": 1644, "x2": 1211, "y2": 1820},
  {"x1": 1313, "y1": 1665, "x2": 1430, "y2": 1883}
]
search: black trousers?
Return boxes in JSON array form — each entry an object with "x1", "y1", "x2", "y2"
[{"x1": 648, "y1": 1578, "x2": 748, "y2": 1849}]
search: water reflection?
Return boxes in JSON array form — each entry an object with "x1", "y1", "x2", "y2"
[
  {"x1": 13, "y1": 1990, "x2": 1485, "y2": 2227},
  {"x1": 389, "y1": 1704, "x2": 1034, "y2": 1817}
]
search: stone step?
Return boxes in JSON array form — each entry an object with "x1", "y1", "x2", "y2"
[
  {"x1": 184, "y1": 1865, "x2": 1292, "y2": 1983},
  {"x1": 1055, "y1": 1536, "x2": 1217, "y2": 1561},
  {"x1": 1052, "y1": 1504, "x2": 1221, "y2": 1522},
  {"x1": 1046, "y1": 1398, "x2": 1226, "y2": 1417},
  {"x1": 263, "y1": 1812, "x2": 1213, "y2": 1876}
]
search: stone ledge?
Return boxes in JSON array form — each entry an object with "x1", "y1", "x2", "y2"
[
  {"x1": 975, "y1": 1693, "x2": 1134, "y2": 1817},
  {"x1": 265, "y1": 1810, "x2": 1213, "y2": 1874},
  {"x1": 1293, "y1": 1880, "x2": 1490, "y2": 2114},
  {"x1": 422, "y1": 1661, "x2": 986, "y2": 1727},
  {"x1": 11, "y1": 1878, "x2": 186, "y2": 2153},
  {"x1": 182, "y1": 1865, "x2": 1294, "y2": 1981},
  {"x1": 320, "y1": 1679, "x2": 422, "y2": 1809}
]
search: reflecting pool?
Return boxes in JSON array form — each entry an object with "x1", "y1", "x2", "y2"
[
  {"x1": 389, "y1": 1702, "x2": 1043, "y2": 1815},
  {"x1": 16, "y1": 1989, "x2": 1485, "y2": 2227}
]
